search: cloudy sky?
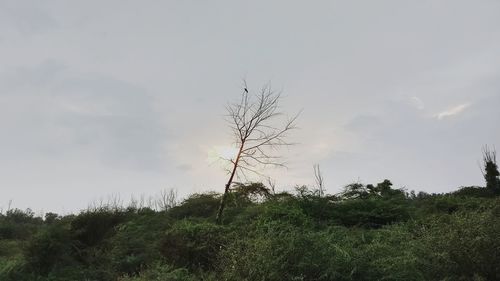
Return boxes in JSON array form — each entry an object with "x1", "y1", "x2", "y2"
[{"x1": 1, "y1": 1, "x2": 499, "y2": 212}]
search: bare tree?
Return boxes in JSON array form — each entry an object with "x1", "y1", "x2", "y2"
[
  {"x1": 313, "y1": 164, "x2": 325, "y2": 197},
  {"x1": 156, "y1": 188, "x2": 178, "y2": 211},
  {"x1": 266, "y1": 177, "x2": 277, "y2": 196},
  {"x1": 215, "y1": 81, "x2": 299, "y2": 223}
]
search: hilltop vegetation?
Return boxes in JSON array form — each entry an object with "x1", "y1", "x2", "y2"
[{"x1": 1, "y1": 180, "x2": 499, "y2": 281}]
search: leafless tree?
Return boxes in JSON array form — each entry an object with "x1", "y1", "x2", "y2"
[
  {"x1": 215, "y1": 81, "x2": 299, "y2": 223},
  {"x1": 107, "y1": 193, "x2": 123, "y2": 211},
  {"x1": 313, "y1": 164, "x2": 325, "y2": 197},
  {"x1": 266, "y1": 177, "x2": 277, "y2": 196},
  {"x1": 156, "y1": 188, "x2": 178, "y2": 211}
]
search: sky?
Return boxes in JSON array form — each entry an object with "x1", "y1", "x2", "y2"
[{"x1": 1, "y1": 0, "x2": 499, "y2": 213}]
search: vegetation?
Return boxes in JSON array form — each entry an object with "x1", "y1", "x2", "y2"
[
  {"x1": 482, "y1": 146, "x2": 500, "y2": 195},
  {"x1": 1, "y1": 176, "x2": 500, "y2": 280}
]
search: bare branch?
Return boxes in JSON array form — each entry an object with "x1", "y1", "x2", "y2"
[
  {"x1": 266, "y1": 177, "x2": 277, "y2": 195},
  {"x1": 313, "y1": 164, "x2": 325, "y2": 197}
]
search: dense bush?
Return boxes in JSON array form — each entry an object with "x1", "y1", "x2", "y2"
[
  {"x1": 416, "y1": 206, "x2": 500, "y2": 280},
  {"x1": 168, "y1": 193, "x2": 220, "y2": 219},
  {"x1": 332, "y1": 197, "x2": 411, "y2": 227},
  {"x1": 118, "y1": 262, "x2": 200, "y2": 281},
  {"x1": 0, "y1": 209, "x2": 42, "y2": 240},
  {"x1": 71, "y1": 209, "x2": 128, "y2": 247},
  {"x1": 452, "y1": 186, "x2": 494, "y2": 198},
  {"x1": 219, "y1": 223, "x2": 354, "y2": 281},
  {"x1": 0, "y1": 256, "x2": 29, "y2": 281},
  {"x1": 161, "y1": 220, "x2": 227, "y2": 270},
  {"x1": 109, "y1": 213, "x2": 169, "y2": 275},
  {"x1": 24, "y1": 224, "x2": 74, "y2": 276},
  {"x1": 1, "y1": 183, "x2": 499, "y2": 280}
]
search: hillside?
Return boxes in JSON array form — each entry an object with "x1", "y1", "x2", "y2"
[{"x1": 1, "y1": 181, "x2": 499, "y2": 281}]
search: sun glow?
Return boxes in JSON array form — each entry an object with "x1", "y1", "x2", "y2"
[{"x1": 206, "y1": 145, "x2": 239, "y2": 164}]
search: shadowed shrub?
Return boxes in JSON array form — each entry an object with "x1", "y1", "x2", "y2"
[
  {"x1": 168, "y1": 193, "x2": 221, "y2": 219},
  {"x1": 24, "y1": 224, "x2": 74, "y2": 276},
  {"x1": 70, "y1": 209, "x2": 127, "y2": 247},
  {"x1": 160, "y1": 220, "x2": 227, "y2": 270}
]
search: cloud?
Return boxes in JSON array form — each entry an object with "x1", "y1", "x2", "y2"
[
  {"x1": 409, "y1": 96, "x2": 425, "y2": 110},
  {"x1": 176, "y1": 164, "x2": 193, "y2": 172},
  {"x1": 0, "y1": 61, "x2": 169, "y2": 171},
  {"x1": 0, "y1": 2, "x2": 58, "y2": 35},
  {"x1": 435, "y1": 103, "x2": 471, "y2": 120}
]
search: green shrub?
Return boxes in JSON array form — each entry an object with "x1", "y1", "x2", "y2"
[
  {"x1": 332, "y1": 197, "x2": 411, "y2": 228},
  {"x1": 452, "y1": 186, "x2": 494, "y2": 198},
  {"x1": 168, "y1": 193, "x2": 220, "y2": 219},
  {"x1": 71, "y1": 209, "x2": 127, "y2": 247},
  {"x1": 415, "y1": 207, "x2": 500, "y2": 280},
  {"x1": 109, "y1": 213, "x2": 169, "y2": 275},
  {"x1": 350, "y1": 224, "x2": 424, "y2": 281},
  {"x1": 258, "y1": 200, "x2": 312, "y2": 228},
  {"x1": 160, "y1": 220, "x2": 227, "y2": 270},
  {"x1": 0, "y1": 223, "x2": 16, "y2": 240},
  {"x1": 218, "y1": 223, "x2": 354, "y2": 281},
  {"x1": 0, "y1": 240, "x2": 22, "y2": 257},
  {"x1": 0, "y1": 209, "x2": 42, "y2": 240},
  {"x1": 118, "y1": 262, "x2": 197, "y2": 281},
  {"x1": 24, "y1": 225, "x2": 74, "y2": 276},
  {"x1": 0, "y1": 256, "x2": 29, "y2": 281}
]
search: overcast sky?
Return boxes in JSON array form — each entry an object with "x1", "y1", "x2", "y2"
[{"x1": 1, "y1": 0, "x2": 499, "y2": 212}]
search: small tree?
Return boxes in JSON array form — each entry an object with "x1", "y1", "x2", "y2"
[
  {"x1": 313, "y1": 164, "x2": 325, "y2": 197},
  {"x1": 482, "y1": 146, "x2": 500, "y2": 195},
  {"x1": 215, "y1": 81, "x2": 299, "y2": 223},
  {"x1": 156, "y1": 188, "x2": 178, "y2": 211}
]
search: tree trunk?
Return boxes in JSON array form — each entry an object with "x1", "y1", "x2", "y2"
[{"x1": 215, "y1": 144, "x2": 243, "y2": 224}]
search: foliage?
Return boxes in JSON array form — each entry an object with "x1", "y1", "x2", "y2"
[
  {"x1": 118, "y1": 262, "x2": 199, "y2": 281},
  {"x1": 2, "y1": 180, "x2": 500, "y2": 280},
  {"x1": 218, "y1": 223, "x2": 355, "y2": 281},
  {"x1": 109, "y1": 213, "x2": 169, "y2": 275},
  {"x1": 452, "y1": 186, "x2": 494, "y2": 198},
  {"x1": 415, "y1": 207, "x2": 500, "y2": 280},
  {"x1": 70, "y1": 209, "x2": 129, "y2": 248},
  {"x1": 231, "y1": 182, "x2": 271, "y2": 204},
  {"x1": 168, "y1": 193, "x2": 220, "y2": 219},
  {"x1": 24, "y1": 224, "x2": 74, "y2": 276},
  {"x1": 0, "y1": 209, "x2": 42, "y2": 240},
  {"x1": 160, "y1": 220, "x2": 227, "y2": 271},
  {"x1": 482, "y1": 146, "x2": 500, "y2": 194}
]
